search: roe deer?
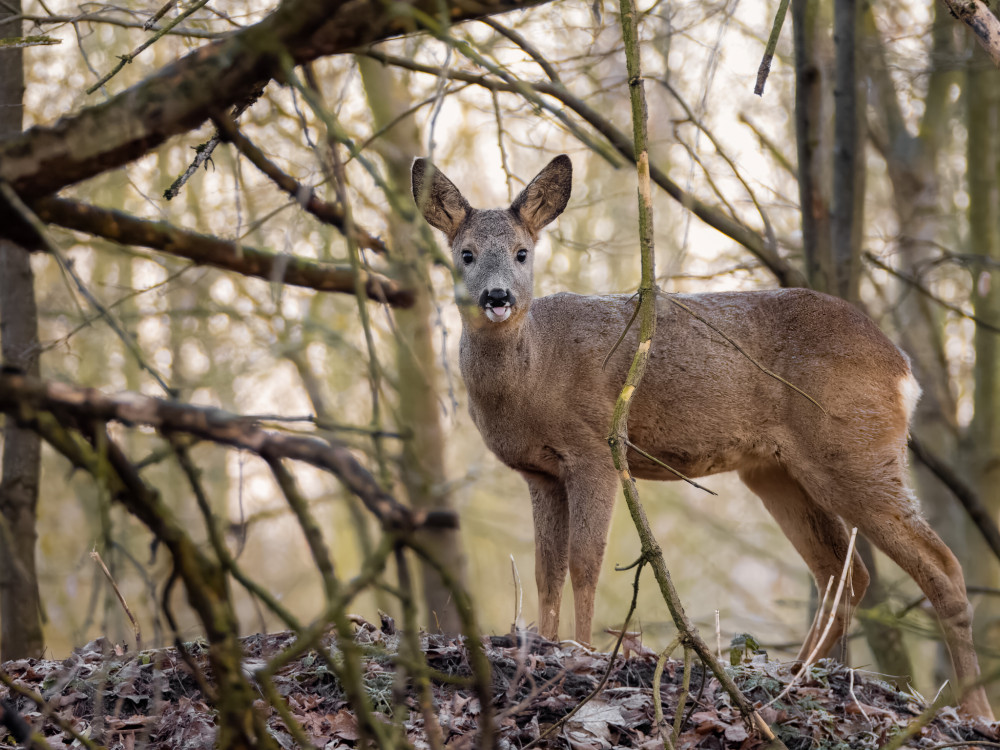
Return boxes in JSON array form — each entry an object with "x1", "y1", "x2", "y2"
[{"x1": 412, "y1": 154, "x2": 994, "y2": 718}]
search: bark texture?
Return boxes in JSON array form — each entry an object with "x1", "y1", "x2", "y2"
[{"x1": 0, "y1": 0, "x2": 45, "y2": 661}]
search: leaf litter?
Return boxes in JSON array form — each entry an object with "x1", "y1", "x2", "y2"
[{"x1": 0, "y1": 619, "x2": 996, "y2": 749}]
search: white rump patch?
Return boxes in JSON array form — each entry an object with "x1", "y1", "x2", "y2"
[{"x1": 898, "y1": 372, "x2": 922, "y2": 420}]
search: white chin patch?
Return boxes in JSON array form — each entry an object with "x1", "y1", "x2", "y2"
[{"x1": 485, "y1": 305, "x2": 512, "y2": 323}]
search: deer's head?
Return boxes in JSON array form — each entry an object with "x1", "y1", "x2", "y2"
[{"x1": 412, "y1": 155, "x2": 572, "y2": 330}]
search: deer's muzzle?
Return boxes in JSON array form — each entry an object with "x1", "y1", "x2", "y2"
[{"x1": 480, "y1": 288, "x2": 516, "y2": 323}]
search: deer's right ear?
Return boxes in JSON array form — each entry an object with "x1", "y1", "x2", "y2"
[{"x1": 412, "y1": 159, "x2": 470, "y2": 241}]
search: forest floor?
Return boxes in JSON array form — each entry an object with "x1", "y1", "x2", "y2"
[{"x1": 0, "y1": 616, "x2": 996, "y2": 750}]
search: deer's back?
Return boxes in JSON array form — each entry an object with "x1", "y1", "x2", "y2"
[{"x1": 465, "y1": 287, "x2": 913, "y2": 482}]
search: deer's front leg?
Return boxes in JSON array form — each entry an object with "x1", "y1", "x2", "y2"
[
  {"x1": 526, "y1": 473, "x2": 569, "y2": 640},
  {"x1": 566, "y1": 470, "x2": 619, "y2": 645}
]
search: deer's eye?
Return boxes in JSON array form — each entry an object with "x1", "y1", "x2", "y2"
[
  {"x1": 516, "y1": 249, "x2": 528, "y2": 263},
  {"x1": 461, "y1": 250, "x2": 474, "y2": 265}
]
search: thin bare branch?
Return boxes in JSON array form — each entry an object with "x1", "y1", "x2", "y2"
[
  {"x1": 213, "y1": 114, "x2": 389, "y2": 254},
  {"x1": 20, "y1": 10, "x2": 222, "y2": 37},
  {"x1": 657, "y1": 291, "x2": 827, "y2": 414},
  {"x1": 2, "y1": 182, "x2": 174, "y2": 395},
  {"x1": 31, "y1": 197, "x2": 413, "y2": 306},
  {"x1": 908, "y1": 435, "x2": 1000, "y2": 565},
  {"x1": 755, "y1": 0, "x2": 791, "y2": 95},
  {"x1": 865, "y1": 251, "x2": 1000, "y2": 335},
  {"x1": 86, "y1": 0, "x2": 211, "y2": 94}
]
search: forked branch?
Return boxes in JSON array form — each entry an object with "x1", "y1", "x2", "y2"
[{"x1": 606, "y1": 3, "x2": 786, "y2": 746}]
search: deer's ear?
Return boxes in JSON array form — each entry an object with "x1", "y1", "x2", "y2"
[
  {"x1": 511, "y1": 154, "x2": 572, "y2": 237},
  {"x1": 412, "y1": 159, "x2": 470, "y2": 241}
]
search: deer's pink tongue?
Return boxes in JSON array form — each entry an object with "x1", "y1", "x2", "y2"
[{"x1": 489, "y1": 305, "x2": 511, "y2": 321}]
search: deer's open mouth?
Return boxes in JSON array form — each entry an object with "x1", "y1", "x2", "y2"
[{"x1": 484, "y1": 304, "x2": 512, "y2": 323}]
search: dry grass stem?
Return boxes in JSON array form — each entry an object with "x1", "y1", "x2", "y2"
[{"x1": 90, "y1": 548, "x2": 143, "y2": 650}]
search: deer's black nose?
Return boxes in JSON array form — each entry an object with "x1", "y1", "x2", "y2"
[{"x1": 480, "y1": 288, "x2": 516, "y2": 308}]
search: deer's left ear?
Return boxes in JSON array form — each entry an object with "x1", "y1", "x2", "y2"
[{"x1": 511, "y1": 154, "x2": 572, "y2": 237}]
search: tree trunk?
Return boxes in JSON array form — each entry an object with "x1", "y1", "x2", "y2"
[
  {"x1": 965, "y1": 38, "x2": 1000, "y2": 704},
  {"x1": 793, "y1": 0, "x2": 834, "y2": 292},
  {"x1": 0, "y1": 0, "x2": 45, "y2": 660},
  {"x1": 830, "y1": 0, "x2": 864, "y2": 303},
  {"x1": 358, "y1": 58, "x2": 467, "y2": 633}
]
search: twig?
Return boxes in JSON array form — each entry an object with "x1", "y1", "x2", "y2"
[
  {"x1": 481, "y1": 18, "x2": 562, "y2": 83},
  {"x1": 408, "y1": 539, "x2": 496, "y2": 750},
  {"x1": 163, "y1": 85, "x2": 265, "y2": 201},
  {"x1": 739, "y1": 114, "x2": 796, "y2": 177},
  {"x1": 394, "y1": 546, "x2": 445, "y2": 750},
  {"x1": 651, "y1": 638, "x2": 681, "y2": 750},
  {"x1": 602, "y1": 293, "x2": 641, "y2": 370},
  {"x1": 848, "y1": 668, "x2": 871, "y2": 725},
  {"x1": 766, "y1": 528, "x2": 859, "y2": 708},
  {"x1": 264, "y1": 454, "x2": 337, "y2": 599},
  {"x1": 510, "y1": 554, "x2": 523, "y2": 629},
  {"x1": 865, "y1": 252, "x2": 1000, "y2": 335},
  {"x1": 163, "y1": 133, "x2": 221, "y2": 199},
  {"x1": 0, "y1": 672, "x2": 101, "y2": 750},
  {"x1": 715, "y1": 610, "x2": 721, "y2": 659},
  {"x1": 0, "y1": 33, "x2": 59, "y2": 47},
  {"x1": 0, "y1": 183, "x2": 174, "y2": 395},
  {"x1": 90, "y1": 548, "x2": 143, "y2": 650},
  {"x1": 907, "y1": 435, "x2": 1000, "y2": 565},
  {"x1": 527, "y1": 559, "x2": 647, "y2": 748},
  {"x1": 86, "y1": 0, "x2": 210, "y2": 93},
  {"x1": 672, "y1": 647, "x2": 694, "y2": 744},
  {"x1": 657, "y1": 291, "x2": 827, "y2": 414},
  {"x1": 143, "y1": 0, "x2": 178, "y2": 30},
  {"x1": 755, "y1": 0, "x2": 791, "y2": 95},
  {"x1": 21, "y1": 11, "x2": 220, "y2": 38},
  {"x1": 623, "y1": 439, "x2": 717, "y2": 495},
  {"x1": 212, "y1": 114, "x2": 389, "y2": 254},
  {"x1": 608, "y1": 0, "x2": 785, "y2": 745},
  {"x1": 169, "y1": 437, "x2": 304, "y2": 630},
  {"x1": 284, "y1": 61, "x2": 394, "y2": 487},
  {"x1": 657, "y1": 78, "x2": 777, "y2": 252}
]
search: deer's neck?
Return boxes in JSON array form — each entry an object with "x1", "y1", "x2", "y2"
[{"x1": 459, "y1": 313, "x2": 538, "y2": 399}]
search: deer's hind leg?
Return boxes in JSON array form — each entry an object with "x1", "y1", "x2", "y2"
[
  {"x1": 789, "y1": 451, "x2": 993, "y2": 719},
  {"x1": 526, "y1": 472, "x2": 570, "y2": 641},
  {"x1": 738, "y1": 463, "x2": 869, "y2": 661},
  {"x1": 843, "y1": 489, "x2": 993, "y2": 718}
]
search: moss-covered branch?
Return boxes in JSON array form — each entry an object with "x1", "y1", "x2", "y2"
[{"x1": 0, "y1": 372, "x2": 455, "y2": 530}]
